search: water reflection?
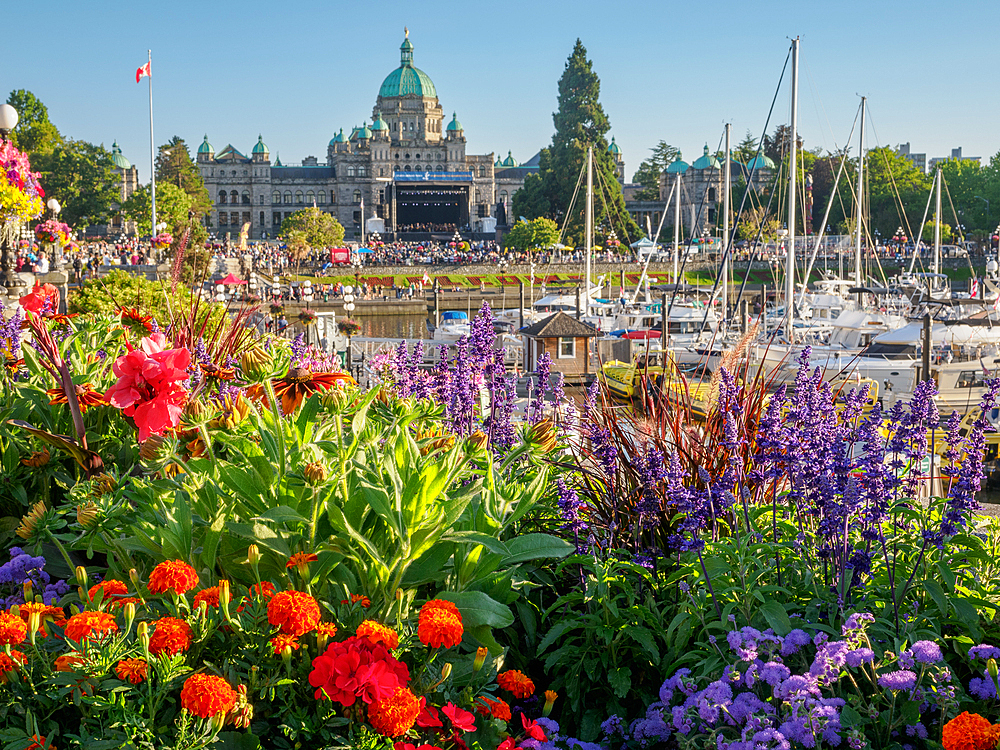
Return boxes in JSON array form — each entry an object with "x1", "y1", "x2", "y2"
[{"x1": 361, "y1": 314, "x2": 431, "y2": 339}]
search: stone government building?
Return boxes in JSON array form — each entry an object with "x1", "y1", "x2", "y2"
[{"x1": 196, "y1": 31, "x2": 528, "y2": 242}]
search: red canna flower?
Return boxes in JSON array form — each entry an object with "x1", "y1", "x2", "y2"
[
  {"x1": 521, "y1": 713, "x2": 547, "y2": 742},
  {"x1": 442, "y1": 702, "x2": 477, "y2": 733}
]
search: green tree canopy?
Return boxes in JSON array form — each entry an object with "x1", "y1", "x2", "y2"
[
  {"x1": 502, "y1": 217, "x2": 560, "y2": 252},
  {"x1": 6, "y1": 89, "x2": 62, "y2": 155},
  {"x1": 511, "y1": 39, "x2": 641, "y2": 245},
  {"x1": 736, "y1": 206, "x2": 780, "y2": 242},
  {"x1": 921, "y1": 218, "x2": 954, "y2": 244},
  {"x1": 631, "y1": 141, "x2": 681, "y2": 201},
  {"x1": 156, "y1": 136, "x2": 211, "y2": 216},
  {"x1": 280, "y1": 208, "x2": 345, "y2": 259},
  {"x1": 68, "y1": 269, "x2": 222, "y2": 328},
  {"x1": 32, "y1": 139, "x2": 120, "y2": 228},
  {"x1": 123, "y1": 183, "x2": 210, "y2": 280}
]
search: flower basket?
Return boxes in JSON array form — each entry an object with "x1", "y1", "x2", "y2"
[
  {"x1": 151, "y1": 232, "x2": 174, "y2": 250},
  {"x1": 34, "y1": 219, "x2": 71, "y2": 245},
  {"x1": 0, "y1": 141, "x2": 44, "y2": 223},
  {"x1": 298, "y1": 309, "x2": 317, "y2": 326},
  {"x1": 269, "y1": 303, "x2": 284, "y2": 316},
  {"x1": 337, "y1": 319, "x2": 361, "y2": 336}
]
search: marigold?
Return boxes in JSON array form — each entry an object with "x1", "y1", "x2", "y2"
[
  {"x1": 418, "y1": 599, "x2": 464, "y2": 649},
  {"x1": 316, "y1": 622, "x2": 339, "y2": 638},
  {"x1": 497, "y1": 669, "x2": 535, "y2": 699},
  {"x1": 476, "y1": 695, "x2": 511, "y2": 721},
  {"x1": 148, "y1": 616, "x2": 193, "y2": 656},
  {"x1": 943, "y1": 711, "x2": 1000, "y2": 750},
  {"x1": 237, "y1": 580, "x2": 276, "y2": 612},
  {"x1": 0, "y1": 611, "x2": 28, "y2": 645},
  {"x1": 193, "y1": 585, "x2": 222, "y2": 610},
  {"x1": 368, "y1": 686, "x2": 421, "y2": 737},
  {"x1": 115, "y1": 658, "x2": 148, "y2": 684},
  {"x1": 267, "y1": 590, "x2": 321, "y2": 636},
  {"x1": 357, "y1": 619, "x2": 400, "y2": 649},
  {"x1": 64, "y1": 611, "x2": 118, "y2": 642},
  {"x1": 180, "y1": 673, "x2": 238, "y2": 719},
  {"x1": 54, "y1": 654, "x2": 84, "y2": 672},
  {"x1": 271, "y1": 634, "x2": 300, "y2": 655},
  {"x1": 287, "y1": 552, "x2": 318, "y2": 569},
  {"x1": 147, "y1": 559, "x2": 199, "y2": 595},
  {"x1": 0, "y1": 650, "x2": 25, "y2": 682},
  {"x1": 111, "y1": 597, "x2": 141, "y2": 611},
  {"x1": 24, "y1": 734, "x2": 54, "y2": 750},
  {"x1": 340, "y1": 593, "x2": 371, "y2": 608},
  {"x1": 88, "y1": 579, "x2": 129, "y2": 604}
]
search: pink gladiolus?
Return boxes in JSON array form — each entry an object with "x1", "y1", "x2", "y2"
[{"x1": 105, "y1": 333, "x2": 190, "y2": 442}]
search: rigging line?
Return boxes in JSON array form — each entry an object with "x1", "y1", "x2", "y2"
[
  {"x1": 556, "y1": 156, "x2": 588, "y2": 247},
  {"x1": 592, "y1": 158, "x2": 631, "y2": 249},
  {"x1": 942, "y1": 176, "x2": 965, "y2": 245},
  {"x1": 866, "y1": 109, "x2": 922, "y2": 261},
  {"x1": 908, "y1": 180, "x2": 936, "y2": 276}
]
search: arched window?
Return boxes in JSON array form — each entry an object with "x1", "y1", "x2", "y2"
[
  {"x1": 218, "y1": 190, "x2": 227, "y2": 204},
  {"x1": 306, "y1": 191, "x2": 315, "y2": 204},
  {"x1": 405, "y1": 165, "x2": 412, "y2": 171},
  {"x1": 231, "y1": 170, "x2": 237, "y2": 176},
  {"x1": 347, "y1": 166, "x2": 355, "y2": 177},
  {"x1": 358, "y1": 166, "x2": 366, "y2": 177},
  {"x1": 435, "y1": 165, "x2": 443, "y2": 171},
  {"x1": 272, "y1": 191, "x2": 280, "y2": 204},
  {"x1": 414, "y1": 164, "x2": 421, "y2": 172},
  {"x1": 317, "y1": 191, "x2": 326, "y2": 204},
  {"x1": 295, "y1": 190, "x2": 304, "y2": 204},
  {"x1": 416, "y1": 154, "x2": 421, "y2": 160},
  {"x1": 219, "y1": 212, "x2": 228, "y2": 225},
  {"x1": 230, "y1": 190, "x2": 239, "y2": 204},
  {"x1": 353, "y1": 190, "x2": 362, "y2": 204},
  {"x1": 242, "y1": 191, "x2": 250, "y2": 205},
  {"x1": 708, "y1": 187, "x2": 717, "y2": 202},
  {"x1": 283, "y1": 191, "x2": 292, "y2": 204},
  {"x1": 500, "y1": 191, "x2": 508, "y2": 202}
]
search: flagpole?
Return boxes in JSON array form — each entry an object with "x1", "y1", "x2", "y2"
[{"x1": 148, "y1": 50, "x2": 156, "y2": 239}]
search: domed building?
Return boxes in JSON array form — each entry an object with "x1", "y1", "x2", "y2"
[
  {"x1": 197, "y1": 30, "x2": 503, "y2": 240},
  {"x1": 109, "y1": 141, "x2": 139, "y2": 234}
]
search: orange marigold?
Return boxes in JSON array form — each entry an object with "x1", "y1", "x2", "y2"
[
  {"x1": 115, "y1": 658, "x2": 149, "y2": 684},
  {"x1": 148, "y1": 616, "x2": 193, "y2": 656},
  {"x1": 193, "y1": 585, "x2": 222, "y2": 610},
  {"x1": 356, "y1": 619, "x2": 399, "y2": 649},
  {"x1": 368, "y1": 686, "x2": 421, "y2": 737},
  {"x1": 0, "y1": 611, "x2": 28, "y2": 645},
  {"x1": 476, "y1": 695, "x2": 511, "y2": 721},
  {"x1": 88, "y1": 579, "x2": 129, "y2": 604},
  {"x1": 340, "y1": 593, "x2": 371, "y2": 608},
  {"x1": 147, "y1": 559, "x2": 199, "y2": 595},
  {"x1": 180, "y1": 673, "x2": 238, "y2": 719},
  {"x1": 497, "y1": 669, "x2": 535, "y2": 699},
  {"x1": 24, "y1": 734, "x2": 54, "y2": 750},
  {"x1": 0, "y1": 650, "x2": 25, "y2": 682},
  {"x1": 286, "y1": 552, "x2": 318, "y2": 569},
  {"x1": 418, "y1": 600, "x2": 464, "y2": 649},
  {"x1": 64, "y1": 611, "x2": 118, "y2": 642},
  {"x1": 54, "y1": 654, "x2": 84, "y2": 672},
  {"x1": 943, "y1": 711, "x2": 999, "y2": 750},
  {"x1": 110, "y1": 596, "x2": 141, "y2": 611},
  {"x1": 267, "y1": 590, "x2": 321, "y2": 636},
  {"x1": 270, "y1": 634, "x2": 300, "y2": 655},
  {"x1": 316, "y1": 622, "x2": 339, "y2": 637},
  {"x1": 236, "y1": 581, "x2": 276, "y2": 612}
]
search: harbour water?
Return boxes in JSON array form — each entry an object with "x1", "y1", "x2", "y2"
[{"x1": 359, "y1": 313, "x2": 431, "y2": 339}]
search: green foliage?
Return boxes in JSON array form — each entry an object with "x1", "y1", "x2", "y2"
[
  {"x1": 122, "y1": 183, "x2": 209, "y2": 258},
  {"x1": 68, "y1": 269, "x2": 217, "y2": 327},
  {"x1": 502, "y1": 217, "x2": 560, "y2": 252},
  {"x1": 631, "y1": 141, "x2": 681, "y2": 201},
  {"x1": 32, "y1": 139, "x2": 121, "y2": 228},
  {"x1": 280, "y1": 208, "x2": 345, "y2": 258},
  {"x1": 736, "y1": 205, "x2": 780, "y2": 241},
  {"x1": 156, "y1": 136, "x2": 211, "y2": 217},
  {"x1": 922, "y1": 217, "x2": 955, "y2": 243},
  {"x1": 6, "y1": 89, "x2": 62, "y2": 155},
  {"x1": 511, "y1": 40, "x2": 641, "y2": 245}
]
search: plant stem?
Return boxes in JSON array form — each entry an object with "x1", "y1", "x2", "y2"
[
  {"x1": 262, "y1": 379, "x2": 287, "y2": 478},
  {"x1": 696, "y1": 547, "x2": 722, "y2": 620}
]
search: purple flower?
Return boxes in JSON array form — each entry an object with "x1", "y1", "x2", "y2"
[
  {"x1": 751, "y1": 728, "x2": 790, "y2": 750},
  {"x1": 877, "y1": 670, "x2": 917, "y2": 692},
  {"x1": 776, "y1": 674, "x2": 820, "y2": 701},
  {"x1": 970, "y1": 673, "x2": 998, "y2": 700},
  {"x1": 910, "y1": 640, "x2": 942, "y2": 664},
  {"x1": 781, "y1": 629, "x2": 812, "y2": 656},
  {"x1": 969, "y1": 644, "x2": 1000, "y2": 661},
  {"x1": 759, "y1": 661, "x2": 791, "y2": 687},
  {"x1": 845, "y1": 648, "x2": 875, "y2": 668}
]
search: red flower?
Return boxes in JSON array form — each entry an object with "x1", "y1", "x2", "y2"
[
  {"x1": 147, "y1": 559, "x2": 199, "y2": 595},
  {"x1": 267, "y1": 590, "x2": 321, "y2": 636},
  {"x1": 497, "y1": 739, "x2": 515, "y2": 750},
  {"x1": 521, "y1": 713, "x2": 547, "y2": 742},
  {"x1": 88, "y1": 579, "x2": 129, "y2": 604},
  {"x1": 356, "y1": 619, "x2": 399, "y2": 649},
  {"x1": 286, "y1": 552, "x2": 318, "y2": 569},
  {"x1": 418, "y1": 599, "x2": 464, "y2": 649},
  {"x1": 148, "y1": 616, "x2": 193, "y2": 656},
  {"x1": 271, "y1": 368, "x2": 354, "y2": 414},
  {"x1": 442, "y1": 702, "x2": 476, "y2": 733},
  {"x1": 64, "y1": 611, "x2": 118, "y2": 642},
  {"x1": 180, "y1": 673, "x2": 238, "y2": 719},
  {"x1": 416, "y1": 698, "x2": 444, "y2": 728},
  {"x1": 19, "y1": 283, "x2": 60, "y2": 316},
  {"x1": 368, "y1": 686, "x2": 421, "y2": 736},
  {"x1": 340, "y1": 593, "x2": 371, "y2": 608},
  {"x1": 0, "y1": 612, "x2": 27, "y2": 645},
  {"x1": 105, "y1": 333, "x2": 190, "y2": 442},
  {"x1": 115, "y1": 658, "x2": 148, "y2": 684},
  {"x1": 497, "y1": 669, "x2": 535, "y2": 699},
  {"x1": 193, "y1": 585, "x2": 222, "y2": 610},
  {"x1": 308, "y1": 635, "x2": 410, "y2": 706}
]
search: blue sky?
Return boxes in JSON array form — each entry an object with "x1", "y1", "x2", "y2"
[{"x1": 4, "y1": 0, "x2": 997, "y2": 182}]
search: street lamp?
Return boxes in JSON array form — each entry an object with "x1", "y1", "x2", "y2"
[
  {"x1": 0, "y1": 104, "x2": 20, "y2": 294},
  {"x1": 0, "y1": 104, "x2": 18, "y2": 139},
  {"x1": 342, "y1": 285, "x2": 357, "y2": 373},
  {"x1": 46, "y1": 198, "x2": 63, "y2": 271}
]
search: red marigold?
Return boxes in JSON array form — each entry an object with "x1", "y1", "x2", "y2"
[
  {"x1": 115, "y1": 658, "x2": 148, "y2": 684},
  {"x1": 89, "y1": 579, "x2": 129, "y2": 604},
  {"x1": 24, "y1": 734, "x2": 55, "y2": 750},
  {"x1": 340, "y1": 593, "x2": 371, "y2": 608},
  {"x1": 180, "y1": 673, "x2": 238, "y2": 719},
  {"x1": 286, "y1": 552, "x2": 318, "y2": 569},
  {"x1": 476, "y1": 696, "x2": 511, "y2": 721},
  {"x1": 943, "y1": 711, "x2": 999, "y2": 750},
  {"x1": 0, "y1": 650, "x2": 25, "y2": 682},
  {"x1": 308, "y1": 635, "x2": 410, "y2": 706},
  {"x1": 147, "y1": 559, "x2": 199, "y2": 595},
  {"x1": 0, "y1": 611, "x2": 28, "y2": 645},
  {"x1": 497, "y1": 669, "x2": 535, "y2": 699},
  {"x1": 148, "y1": 616, "x2": 193, "y2": 656},
  {"x1": 356, "y1": 619, "x2": 399, "y2": 649},
  {"x1": 236, "y1": 581, "x2": 276, "y2": 612},
  {"x1": 417, "y1": 599, "x2": 464, "y2": 649},
  {"x1": 54, "y1": 654, "x2": 83, "y2": 672},
  {"x1": 316, "y1": 622, "x2": 339, "y2": 638},
  {"x1": 64, "y1": 611, "x2": 118, "y2": 642},
  {"x1": 369, "y1": 686, "x2": 421, "y2": 737},
  {"x1": 110, "y1": 597, "x2": 141, "y2": 610},
  {"x1": 270, "y1": 634, "x2": 300, "y2": 655},
  {"x1": 193, "y1": 585, "x2": 222, "y2": 610},
  {"x1": 267, "y1": 590, "x2": 321, "y2": 636}
]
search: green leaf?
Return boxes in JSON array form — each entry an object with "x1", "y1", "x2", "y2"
[
  {"x1": 608, "y1": 666, "x2": 632, "y2": 698},
  {"x1": 924, "y1": 579, "x2": 949, "y2": 615},
  {"x1": 437, "y1": 590, "x2": 514, "y2": 628},
  {"x1": 840, "y1": 704, "x2": 865, "y2": 729},
  {"x1": 500, "y1": 533, "x2": 574, "y2": 566},
  {"x1": 624, "y1": 625, "x2": 660, "y2": 662},
  {"x1": 951, "y1": 596, "x2": 979, "y2": 624},
  {"x1": 537, "y1": 619, "x2": 582, "y2": 654},
  {"x1": 254, "y1": 506, "x2": 308, "y2": 526},
  {"x1": 443, "y1": 531, "x2": 510, "y2": 556},
  {"x1": 759, "y1": 601, "x2": 792, "y2": 636}
]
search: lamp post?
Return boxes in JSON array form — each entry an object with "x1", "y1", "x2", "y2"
[
  {"x1": 0, "y1": 104, "x2": 21, "y2": 295},
  {"x1": 342, "y1": 285, "x2": 356, "y2": 373},
  {"x1": 302, "y1": 279, "x2": 314, "y2": 345},
  {"x1": 46, "y1": 198, "x2": 63, "y2": 271}
]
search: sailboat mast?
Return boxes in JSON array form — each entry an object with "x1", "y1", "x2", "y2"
[
  {"x1": 934, "y1": 169, "x2": 942, "y2": 277},
  {"x1": 786, "y1": 37, "x2": 799, "y2": 344},
  {"x1": 854, "y1": 97, "x2": 866, "y2": 288},
  {"x1": 585, "y1": 146, "x2": 593, "y2": 298},
  {"x1": 673, "y1": 173, "x2": 681, "y2": 285},
  {"x1": 722, "y1": 123, "x2": 731, "y2": 327}
]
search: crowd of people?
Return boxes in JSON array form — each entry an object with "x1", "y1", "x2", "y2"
[{"x1": 395, "y1": 222, "x2": 458, "y2": 233}]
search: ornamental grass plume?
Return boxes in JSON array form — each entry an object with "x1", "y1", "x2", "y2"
[
  {"x1": 180, "y1": 673, "x2": 239, "y2": 719},
  {"x1": 368, "y1": 686, "x2": 421, "y2": 736},
  {"x1": 147, "y1": 559, "x2": 199, "y2": 595},
  {"x1": 497, "y1": 669, "x2": 535, "y2": 699},
  {"x1": 63, "y1": 611, "x2": 117, "y2": 642},
  {"x1": 417, "y1": 599, "x2": 463, "y2": 649},
  {"x1": 148, "y1": 616, "x2": 193, "y2": 656},
  {"x1": 267, "y1": 590, "x2": 321, "y2": 636}
]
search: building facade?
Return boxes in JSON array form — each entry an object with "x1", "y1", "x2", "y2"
[{"x1": 198, "y1": 31, "x2": 519, "y2": 240}]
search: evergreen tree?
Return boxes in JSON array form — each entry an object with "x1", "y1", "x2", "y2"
[
  {"x1": 632, "y1": 141, "x2": 681, "y2": 201},
  {"x1": 156, "y1": 136, "x2": 211, "y2": 216},
  {"x1": 512, "y1": 39, "x2": 641, "y2": 245}
]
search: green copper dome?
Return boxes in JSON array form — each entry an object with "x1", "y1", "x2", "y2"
[
  {"x1": 494, "y1": 156, "x2": 503, "y2": 167},
  {"x1": 110, "y1": 141, "x2": 132, "y2": 169},
  {"x1": 607, "y1": 136, "x2": 622, "y2": 155},
  {"x1": 329, "y1": 129, "x2": 347, "y2": 146},
  {"x1": 252, "y1": 135, "x2": 269, "y2": 155},
  {"x1": 371, "y1": 113, "x2": 388, "y2": 131},
  {"x1": 446, "y1": 112, "x2": 462, "y2": 131},
  {"x1": 378, "y1": 31, "x2": 437, "y2": 99},
  {"x1": 197, "y1": 135, "x2": 213, "y2": 155},
  {"x1": 692, "y1": 144, "x2": 721, "y2": 170},
  {"x1": 500, "y1": 151, "x2": 517, "y2": 168},
  {"x1": 357, "y1": 124, "x2": 372, "y2": 140},
  {"x1": 745, "y1": 153, "x2": 776, "y2": 172},
  {"x1": 665, "y1": 159, "x2": 689, "y2": 174}
]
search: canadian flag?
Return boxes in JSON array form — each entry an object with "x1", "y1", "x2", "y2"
[
  {"x1": 971, "y1": 277, "x2": 979, "y2": 298},
  {"x1": 422, "y1": 272, "x2": 431, "y2": 286},
  {"x1": 135, "y1": 61, "x2": 151, "y2": 83}
]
